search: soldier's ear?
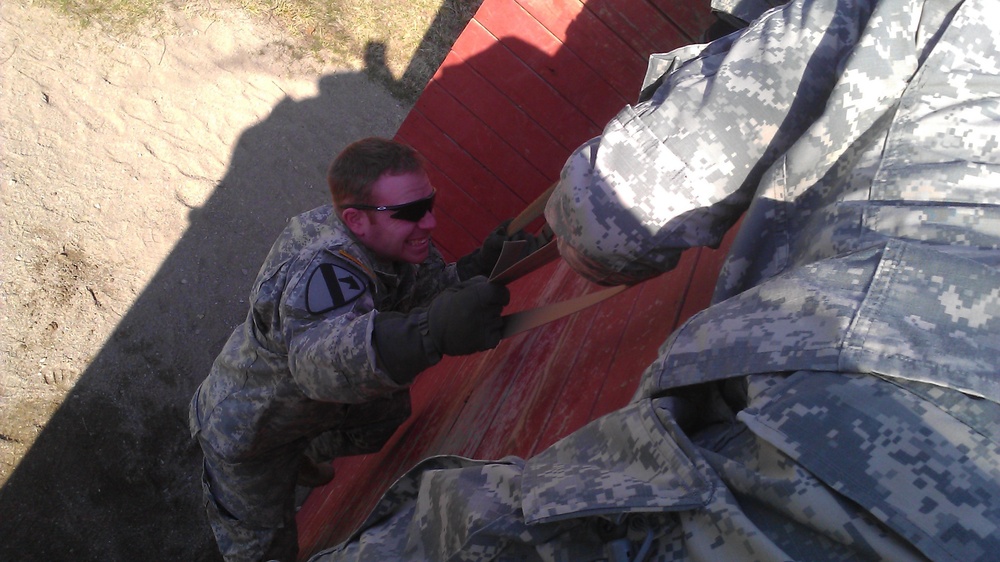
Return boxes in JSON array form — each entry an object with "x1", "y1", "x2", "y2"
[{"x1": 341, "y1": 207, "x2": 370, "y2": 238}]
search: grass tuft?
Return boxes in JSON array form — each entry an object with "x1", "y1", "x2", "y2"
[
  {"x1": 45, "y1": 0, "x2": 164, "y2": 32},
  {"x1": 36, "y1": 0, "x2": 484, "y2": 101}
]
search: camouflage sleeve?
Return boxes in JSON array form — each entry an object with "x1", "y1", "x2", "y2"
[
  {"x1": 411, "y1": 245, "x2": 462, "y2": 308},
  {"x1": 281, "y1": 254, "x2": 406, "y2": 404},
  {"x1": 545, "y1": 0, "x2": 874, "y2": 285}
]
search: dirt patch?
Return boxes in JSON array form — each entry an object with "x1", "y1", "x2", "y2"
[{"x1": 0, "y1": 1, "x2": 410, "y2": 558}]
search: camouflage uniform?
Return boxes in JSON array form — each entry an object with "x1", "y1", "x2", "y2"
[
  {"x1": 189, "y1": 204, "x2": 460, "y2": 561},
  {"x1": 309, "y1": 0, "x2": 1000, "y2": 560}
]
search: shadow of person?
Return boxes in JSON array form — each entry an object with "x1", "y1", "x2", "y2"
[{"x1": 0, "y1": 57, "x2": 405, "y2": 561}]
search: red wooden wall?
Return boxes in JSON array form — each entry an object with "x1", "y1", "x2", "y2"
[{"x1": 297, "y1": 0, "x2": 722, "y2": 557}]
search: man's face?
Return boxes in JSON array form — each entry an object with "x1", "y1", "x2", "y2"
[{"x1": 346, "y1": 170, "x2": 437, "y2": 264}]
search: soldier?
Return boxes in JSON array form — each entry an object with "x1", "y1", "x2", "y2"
[
  {"x1": 189, "y1": 137, "x2": 537, "y2": 561},
  {"x1": 309, "y1": 0, "x2": 1000, "y2": 560}
]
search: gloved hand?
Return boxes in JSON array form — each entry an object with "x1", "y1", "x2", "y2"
[
  {"x1": 426, "y1": 276, "x2": 510, "y2": 356},
  {"x1": 456, "y1": 220, "x2": 544, "y2": 280},
  {"x1": 372, "y1": 277, "x2": 510, "y2": 383}
]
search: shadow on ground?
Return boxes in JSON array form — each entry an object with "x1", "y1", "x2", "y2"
[{"x1": 0, "y1": 57, "x2": 409, "y2": 562}]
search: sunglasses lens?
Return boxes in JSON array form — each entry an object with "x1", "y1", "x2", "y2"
[{"x1": 390, "y1": 195, "x2": 435, "y2": 222}]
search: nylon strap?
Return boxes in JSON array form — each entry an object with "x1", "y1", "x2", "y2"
[
  {"x1": 490, "y1": 183, "x2": 631, "y2": 339},
  {"x1": 506, "y1": 182, "x2": 558, "y2": 235}
]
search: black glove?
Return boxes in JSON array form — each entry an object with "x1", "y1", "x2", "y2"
[
  {"x1": 426, "y1": 276, "x2": 510, "y2": 356},
  {"x1": 456, "y1": 220, "x2": 543, "y2": 280},
  {"x1": 372, "y1": 277, "x2": 510, "y2": 383}
]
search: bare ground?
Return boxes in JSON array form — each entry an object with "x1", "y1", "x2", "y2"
[{"x1": 0, "y1": 1, "x2": 410, "y2": 558}]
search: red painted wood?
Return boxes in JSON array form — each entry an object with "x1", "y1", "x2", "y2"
[
  {"x1": 587, "y1": 252, "x2": 701, "y2": 420},
  {"x1": 510, "y1": 0, "x2": 592, "y2": 47},
  {"x1": 296, "y1": 455, "x2": 376, "y2": 550},
  {"x1": 471, "y1": 263, "x2": 596, "y2": 459},
  {"x1": 475, "y1": 0, "x2": 629, "y2": 127},
  {"x1": 414, "y1": 80, "x2": 551, "y2": 201},
  {"x1": 528, "y1": 285, "x2": 638, "y2": 453},
  {"x1": 436, "y1": 323, "x2": 562, "y2": 456},
  {"x1": 450, "y1": 20, "x2": 602, "y2": 150},
  {"x1": 431, "y1": 53, "x2": 566, "y2": 182},
  {"x1": 423, "y1": 196, "x2": 479, "y2": 262},
  {"x1": 421, "y1": 151, "x2": 504, "y2": 239},
  {"x1": 516, "y1": 0, "x2": 650, "y2": 100},
  {"x1": 298, "y1": 352, "x2": 494, "y2": 550}
]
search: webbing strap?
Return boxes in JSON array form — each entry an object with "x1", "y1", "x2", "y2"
[
  {"x1": 490, "y1": 183, "x2": 631, "y2": 339},
  {"x1": 502, "y1": 284, "x2": 628, "y2": 338},
  {"x1": 506, "y1": 182, "x2": 558, "y2": 235}
]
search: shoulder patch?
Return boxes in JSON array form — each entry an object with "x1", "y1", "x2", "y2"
[{"x1": 305, "y1": 262, "x2": 368, "y2": 314}]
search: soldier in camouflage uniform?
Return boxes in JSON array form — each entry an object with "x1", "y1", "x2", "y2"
[
  {"x1": 189, "y1": 138, "x2": 533, "y2": 561},
  {"x1": 308, "y1": 0, "x2": 1000, "y2": 560}
]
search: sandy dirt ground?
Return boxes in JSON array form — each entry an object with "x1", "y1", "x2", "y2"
[{"x1": 0, "y1": 1, "x2": 409, "y2": 558}]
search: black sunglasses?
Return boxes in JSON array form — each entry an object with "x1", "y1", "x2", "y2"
[{"x1": 344, "y1": 190, "x2": 436, "y2": 222}]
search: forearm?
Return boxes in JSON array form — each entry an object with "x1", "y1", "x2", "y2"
[
  {"x1": 372, "y1": 277, "x2": 509, "y2": 382},
  {"x1": 288, "y1": 312, "x2": 407, "y2": 403}
]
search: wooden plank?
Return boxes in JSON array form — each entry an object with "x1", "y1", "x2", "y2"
[
  {"x1": 588, "y1": 248, "x2": 701, "y2": 420},
  {"x1": 422, "y1": 152, "x2": 502, "y2": 237},
  {"x1": 516, "y1": 0, "x2": 650, "y2": 101},
  {"x1": 475, "y1": 0, "x2": 629, "y2": 127},
  {"x1": 431, "y1": 53, "x2": 567, "y2": 182},
  {"x1": 529, "y1": 283, "x2": 638, "y2": 453},
  {"x1": 397, "y1": 354, "x2": 495, "y2": 460},
  {"x1": 424, "y1": 184, "x2": 481, "y2": 261},
  {"x1": 298, "y1": 353, "x2": 491, "y2": 553},
  {"x1": 585, "y1": 0, "x2": 695, "y2": 56},
  {"x1": 513, "y1": 304, "x2": 602, "y2": 457},
  {"x1": 407, "y1": 260, "x2": 564, "y2": 459},
  {"x1": 450, "y1": 20, "x2": 602, "y2": 150},
  {"x1": 414, "y1": 80, "x2": 552, "y2": 201},
  {"x1": 385, "y1": 257, "x2": 568, "y2": 465},
  {"x1": 435, "y1": 320, "x2": 562, "y2": 456},
  {"x1": 395, "y1": 110, "x2": 524, "y2": 223},
  {"x1": 351, "y1": 262, "x2": 566, "y2": 471},
  {"x1": 471, "y1": 263, "x2": 595, "y2": 459}
]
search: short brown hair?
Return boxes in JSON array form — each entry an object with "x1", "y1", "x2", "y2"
[{"x1": 327, "y1": 138, "x2": 426, "y2": 208}]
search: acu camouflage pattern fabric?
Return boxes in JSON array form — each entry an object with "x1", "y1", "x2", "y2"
[
  {"x1": 309, "y1": 0, "x2": 1000, "y2": 560},
  {"x1": 189, "y1": 204, "x2": 460, "y2": 558}
]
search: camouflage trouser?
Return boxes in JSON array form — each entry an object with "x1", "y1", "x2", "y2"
[{"x1": 198, "y1": 391, "x2": 411, "y2": 562}]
